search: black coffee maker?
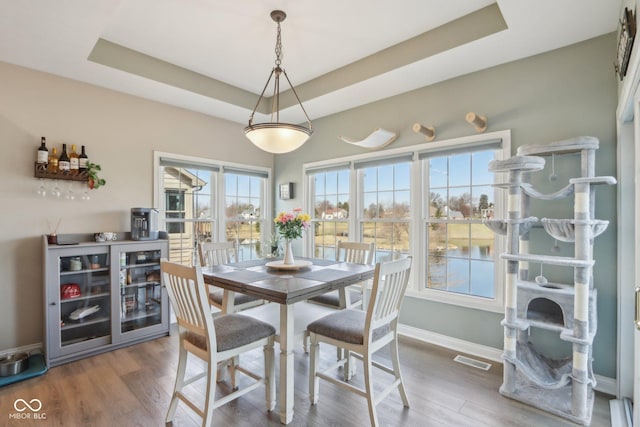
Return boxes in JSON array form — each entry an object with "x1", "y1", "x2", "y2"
[{"x1": 131, "y1": 208, "x2": 159, "y2": 240}]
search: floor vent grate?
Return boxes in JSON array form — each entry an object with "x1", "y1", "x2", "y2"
[{"x1": 453, "y1": 355, "x2": 492, "y2": 371}]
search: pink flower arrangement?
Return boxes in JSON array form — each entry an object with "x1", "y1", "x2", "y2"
[{"x1": 274, "y1": 208, "x2": 311, "y2": 240}]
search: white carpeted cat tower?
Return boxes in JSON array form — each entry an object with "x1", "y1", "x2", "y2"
[{"x1": 485, "y1": 136, "x2": 616, "y2": 425}]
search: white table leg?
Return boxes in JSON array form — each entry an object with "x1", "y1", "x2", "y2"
[
  {"x1": 279, "y1": 304, "x2": 294, "y2": 424},
  {"x1": 222, "y1": 290, "x2": 236, "y2": 314}
]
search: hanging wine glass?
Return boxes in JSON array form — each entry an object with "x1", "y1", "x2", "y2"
[
  {"x1": 36, "y1": 178, "x2": 47, "y2": 197},
  {"x1": 64, "y1": 181, "x2": 75, "y2": 201},
  {"x1": 81, "y1": 182, "x2": 90, "y2": 201},
  {"x1": 50, "y1": 181, "x2": 61, "y2": 198}
]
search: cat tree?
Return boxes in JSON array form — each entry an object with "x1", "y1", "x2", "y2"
[{"x1": 485, "y1": 136, "x2": 616, "y2": 425}]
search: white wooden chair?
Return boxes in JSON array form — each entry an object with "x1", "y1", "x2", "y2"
[
  {"x1": 308, "y1": 241, "x2": 375, "y2": 309},
  {"x1": 305, "y1": 241, "x2": 375, "y2": 356},
  {"x1": 198, "y1": 241, "x2": 264, "y2": 312},
  {"x1": 308, "y1": 257, "x2": 412, "y2": 427},
  {"x1": 161, "y1": 260, "x2": 276, "y2": 426}
]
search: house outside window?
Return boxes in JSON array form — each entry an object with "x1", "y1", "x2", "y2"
[
  {"x1": 155, "y1": 153, "x2": 271, "y2": 266},
  {"x1": 304, "y1": 131, "x2": 509, "y2": 312},
  {"x1": 223, "y1": 167, "x2": 268, "y2": 261},
  {"x1": 423, "y1": 147, "x2": 499, "y2": 299},
  {"x1": 356, "y1": 155, "x2": 413, "y2": 263},
  {"x1": 308, "y1": 166, "x2": 351, "y2": 260}
]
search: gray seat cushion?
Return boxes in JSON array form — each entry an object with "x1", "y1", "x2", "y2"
[
  {"x1": 307, "y1": 309, "x2": 390, "y2": 345},
  {"x1": 185, "y1": 314, "x2": 275, "y2": 352},
  {"x1": 309, "y1": 290, "x2": 362, "y2": 307},
  {"x1": 209, "y1": 289, "x2": 261, "y2": 307}
]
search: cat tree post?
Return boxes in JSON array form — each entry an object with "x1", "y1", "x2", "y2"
[{"x1": 485, "y1": 136, "x2": 616, "y2": 426}]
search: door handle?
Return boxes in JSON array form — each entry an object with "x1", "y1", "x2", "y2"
[{"x1": 636, "y1": 287, "x2": 640, "y2": 330}]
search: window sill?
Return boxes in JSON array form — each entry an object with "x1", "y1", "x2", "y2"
[{"x1": 405, "y1": 288, "x2": 504, "y2": 313}]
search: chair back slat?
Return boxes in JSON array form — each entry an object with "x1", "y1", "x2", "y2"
[
  {"x1": 198, "y1": 241, "x2": 238, "y2": 267},
  {"x1": 367, "y1": 257, "x2": 412, "y2": 332},
  {"x1": 337, "y1": 241, "x2": 375, "y2": 265},
  {"x1": 162, "y1": 260, "x2": 215, "y2": 349}
]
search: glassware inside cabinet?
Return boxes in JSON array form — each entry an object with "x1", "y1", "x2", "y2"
[
  {"x1": 58, "y1": 251, "x2": 111, "y2": 347},
  {"x1": 119, "y1": 249, "x2": 163, "y2": 333}
]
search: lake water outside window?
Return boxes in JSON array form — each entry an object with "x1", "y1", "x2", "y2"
[
  {"x1": 358, "y1": 158, "x2": 411, "y2": 262},
  {"x1": 303, "y1": 131, "x2": 508, "y2": 310},
  {"x1": 425, "y1": 149, "x2": 496, "y2": 298}
]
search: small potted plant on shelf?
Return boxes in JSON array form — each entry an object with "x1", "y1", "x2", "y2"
[{"x1": 86, "y1": 162, "x2": 106, "y2": 189}]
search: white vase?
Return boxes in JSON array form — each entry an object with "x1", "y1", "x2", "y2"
[{"x1": 283, "y1": 239, "x2": 295, "y2": 265}]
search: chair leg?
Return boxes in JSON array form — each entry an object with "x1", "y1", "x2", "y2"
[
  {"x1": 166, "y1": 343, "x2": 188, "y2": 423},
  {"x1": 344, "y1": 349, "x2": 355, "y2": 381},
  {"x1": 202, "y1": 351, "x2": 217, "y2": 427},
  {"x1": 229, "y1": 355, "x2": 239, "y2": 390},
  {"x1": 391, "y1": 335, "x2": 410, "y2": 407},
  {"x1": 303, "y1": 330, "x2": 309, "y2": 353},
  {"x1": 264, "y1": 339, "x2": 276, "y2": 412},
  {"x1": 363, "y1": 352, "x2": 379, "y2": 427},
  {"x1": 309, "y1": 335, "x2": 320, "y2": 405}
]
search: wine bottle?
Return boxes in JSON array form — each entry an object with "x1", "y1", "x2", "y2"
[
  {"x1": 69, "y1": 144, "x2": 79, "y2": 171},
  {"x1": 37, "y1": 137, "x2": 48, "y2": 165},
  {"x1": 47, "y1": 147, "x2": 59, "y2": 173},
  {"x1": 78, "y1": 145, "x2": 88, "y2": 171},
  {"x1": 58, "y1": 143, "x2": 70, "y2": 171}
]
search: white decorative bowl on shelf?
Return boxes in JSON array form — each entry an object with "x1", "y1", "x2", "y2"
[{"x1": 541, "y1": 218, "x2": 609, "y2": 242}]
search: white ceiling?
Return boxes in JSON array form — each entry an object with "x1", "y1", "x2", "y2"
[{"x1": 0, "y1": 0, "x2": 621, "y2": 126}]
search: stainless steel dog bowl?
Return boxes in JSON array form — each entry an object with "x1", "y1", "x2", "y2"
[{"x1": 0, "y1": 352, "x2": 29, "y2": 377}]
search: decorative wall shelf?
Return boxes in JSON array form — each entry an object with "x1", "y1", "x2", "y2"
[{"x1": 34, "y1": 163, "x2": 88, "y2": 182}]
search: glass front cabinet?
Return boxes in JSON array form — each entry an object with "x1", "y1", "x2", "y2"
[{"x1": 44, "y1": 234, "x2": 169, "y2": 366}]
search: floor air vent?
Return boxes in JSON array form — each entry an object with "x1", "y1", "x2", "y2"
[{"x1": 453, "y1": 355, "x2": 492, "y2": 371}]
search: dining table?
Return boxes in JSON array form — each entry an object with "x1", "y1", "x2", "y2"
[{"x1": 201, "y1": 256, "x2": 375, "y2": 425}]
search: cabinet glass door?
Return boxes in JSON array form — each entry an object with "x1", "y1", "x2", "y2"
[
  {"x1": 118, "y1": 248, "x2": 163, "y2": 333},
  {"x1": 57, "y1": 250, "x2": 111, "y2": 350}
]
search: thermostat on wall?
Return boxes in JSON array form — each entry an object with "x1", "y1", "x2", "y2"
[{"x1": 279, "y1": 183, "x2": 294, "y2": 200}]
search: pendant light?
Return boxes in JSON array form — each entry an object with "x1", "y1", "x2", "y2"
[{"x1": 244, "y1": 10, "x2": 313, "y2": 154}]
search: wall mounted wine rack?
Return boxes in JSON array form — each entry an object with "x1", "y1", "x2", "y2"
[{"x1": 34, "y1": 163, "x2": 88, "y2": 182}]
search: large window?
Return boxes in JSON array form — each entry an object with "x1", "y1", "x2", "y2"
[
  {"x1": 155, "y1": 153, "x2": 270, "y2": 266},
  {"x1": 223, "y1": 167, "x2": 268, "y2": 261},
  {"x1": 304, "y1": 132, "x2": 509, "y2": 312},
  {"x1": 423, "y1": 147, "x2": 499, "y2": 299},
  {"x1": 308, "y1": 166, "x2": 350, "y2": 260},
  {"x1": 356, "y1": 155, "x2": 412, "y2": 262}
]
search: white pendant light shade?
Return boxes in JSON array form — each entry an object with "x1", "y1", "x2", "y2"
[
  {"x1": 244, "y1": 10, "x2": 313, "y2": 154},
  {"x1": 244, "y1": 123, "x2": 312, "y2": 154}
]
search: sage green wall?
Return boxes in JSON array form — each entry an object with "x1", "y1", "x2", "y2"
[
  {"x1": 0, "y1": 61, "x2": 273, "y2": 352},
  {"x1": 274, "y1": 34, "x2": 618, "y2": 378}
]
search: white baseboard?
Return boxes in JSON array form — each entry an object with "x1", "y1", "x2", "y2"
[
  {"x1": 398, "y1": 324, "x2": 616, "y2": 396},
  {"x1": 0, "y1": 342, "x2": 42, "y2": 358},
  {"x1": 399, "y1": 324, "x2": 503, "y2": 362}
]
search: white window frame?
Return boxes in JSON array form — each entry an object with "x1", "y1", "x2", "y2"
[
  {"x1": 153, "y1": 151, "x2": 272, "y2": 262},
  {"x1": 303, "y1": 130, "x2": 510, "y2": 313}
]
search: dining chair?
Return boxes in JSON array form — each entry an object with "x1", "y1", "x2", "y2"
[
  {"x1": 308, "y1": 241, "x2": 375, "y2": 309},
  {"x1": 198, "y1": 241, "x2": 264, "y2": 313},
  {"x1": 304, "y1": 241, "x2": 375, "y2": 356},
  {"x1": 307, "y1": 256, "x2": 412, "y2": 427},
  {"x1": 161, "y1": 260, "x2": 276, "y2": 427}
]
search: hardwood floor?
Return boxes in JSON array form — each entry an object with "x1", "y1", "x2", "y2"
[{"x1": 0, "y1": 330, "x2": 612, "y2": 426}]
